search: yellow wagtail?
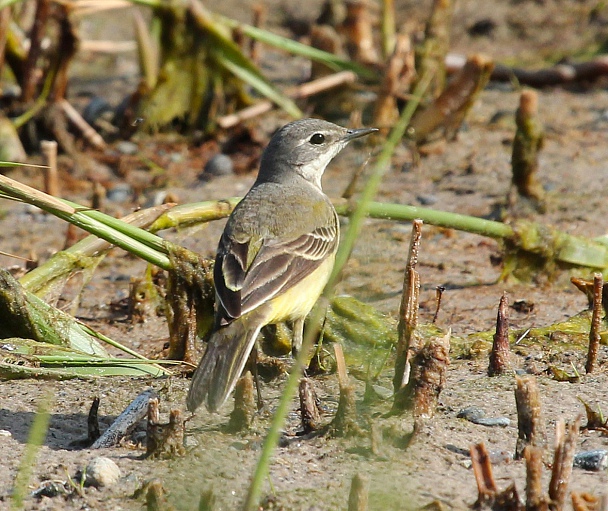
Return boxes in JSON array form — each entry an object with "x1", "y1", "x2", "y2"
[{"x1": 187, "y1": 118, "x2": 376, "y2": 413}]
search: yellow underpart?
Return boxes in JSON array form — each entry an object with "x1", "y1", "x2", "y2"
[{"x1": 264, "y1": 254, "x2": 336, "y2": 325}]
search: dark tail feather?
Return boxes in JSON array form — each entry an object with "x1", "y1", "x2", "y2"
[{"x1": 186, "y1": 316, "x2": 264, "y2": 413}]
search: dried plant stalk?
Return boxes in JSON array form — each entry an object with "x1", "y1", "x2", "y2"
[
  {"x1": 60, "y1": 100, "x2": 107, "y2": 150},
  {"x1": 511, "y1": 89, "x2": 545, "y2": 206},
  {"x1": 524, "y1": 446, "x2": 549, "y2": 511},
  {"x1": 488, "y1": 293, "x2": 510, "y2": 376},
  {"x1": 228, "y1": 371, "x2": 256, "y2": 432},
  {"x1": 409, "y1": 53, "x2": 494, "y2": 143},
  {"x1": 217, "y1": 71, "x2": 356, "y2": 129},
  {"x1": 586, "y1": 273, "x2": 603, "y2": 374},
  {"x1": 299, "y1": 378, "x2": 321, "y2": 433},
  {"x1": 471, "y1": 443, "x2": 522, "y2": 509},
  {"x1": 348, "y1": 473, "x2": 369, "y2": 511},
  {"x1": 310, "y1": 24, "x2": 344, "y2": 79},
  {"x1": 373, "y1": 33, "x2": 415, "y2": 130},
  {"x1": 471, "y1": 443, "x2": 498, "y2": 505},
  {"x1": 406, "y1": 330, "x2": 451, "y2": 418},
  {"x1": 249, "y1": 4, "x2": 266, "y2": 64},
  {"x1": 87, "y1": 396, "x2": 101, "y2": 444},
  {"x1": 21, "y1": 0, "x2": 51, "y2": 102},
  {"x1": 415, "y1": 0, "x2": 454, "y2": 98},
  {"x1": 147, "y1": 407, "x2": 186, "y2": 459},
  {"x1": 41, "y1": 140, "x2": 59, "y2": 198},
  {"x1": 340, "y1": 1, "x2": 379, "y2": 65},
  {"x1": 393, "y1": 219, "x2": 423, "y2": 397},
  {"x1": 549, "y1": 417, "x2": 581, "y2": 510},
  {"x1": 515, "y1": 376, "x2": 547, "y2": 460},
  {"x1": 331, "y1": 343, "x2": 361, "y2": 436}
]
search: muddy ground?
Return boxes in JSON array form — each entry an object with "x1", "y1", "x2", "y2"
[{"x1": 2, "y1": 1, "x2": 608, "y2": 510}]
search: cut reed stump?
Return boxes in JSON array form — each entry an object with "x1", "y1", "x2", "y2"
[
  {"x1": 585, "y1": 273, "x2": 604, "y2": 374},
  {"x1": 514, "y1": 376, "x2": 547, "y2": 460},
  {"x1": 488, "y1": 293, "x2": 511, "y2": 376},
  {"x1": 511, "y1": 89, "x2": 545, "y2": 211}
]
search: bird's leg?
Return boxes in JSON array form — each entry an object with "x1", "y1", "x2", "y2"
[
  {"x1": 292, "y1": 317, "x2": 305, "y2": 357},
  {"x1": 249, "y1": 344, "x2": 265, "y2": 411}
]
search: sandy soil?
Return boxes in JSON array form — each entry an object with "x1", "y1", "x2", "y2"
[{"x1": 2, "y1": 1, "x2": 608, "y2": 510}]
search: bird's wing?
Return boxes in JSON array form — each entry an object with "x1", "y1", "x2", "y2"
[{"x1": 214, "y1": 217, "x2": 338, "y2": 325}]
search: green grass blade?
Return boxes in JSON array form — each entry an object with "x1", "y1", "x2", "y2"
[
  {"x1": 217, "y1": 15, "x2": 378, "y2": 80},
  {"x1": 10, "y1": 390, "x2": 53, "y2": 510}
]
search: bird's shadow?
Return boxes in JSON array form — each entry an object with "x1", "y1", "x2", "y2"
[{"x1": 0, "y1": 408, "x2": 119, "y2": 450}]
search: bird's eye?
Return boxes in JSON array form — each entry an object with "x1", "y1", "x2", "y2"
[{"x1": 310, "y1": 133, "x2": 325, "y2": 145}]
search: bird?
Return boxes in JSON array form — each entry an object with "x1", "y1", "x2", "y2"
[{"x1": 186, "y1": 118, "x2": 376, "y2": 413}]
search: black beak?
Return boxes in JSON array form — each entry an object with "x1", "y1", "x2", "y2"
[{"x1": 343, "y1": 127, "x2": 378, "y2": 142}]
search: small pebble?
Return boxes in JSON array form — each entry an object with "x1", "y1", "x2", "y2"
[
  {"x1": 106, "y1": 184, "x2": 133, "y2": 203},
  {"x1": 85, "y1": 457, "x2": 121, "y2": 487},
  {"x1": 573, "y1": 450, "x2": 608, "y2": 471},
  {"x1": 417, "y1": 194, "x2": 438, "y2": 206},
  {"x1": 201, "y1": 154, "x2": 234, "y2": 179},
  {"x1": 116, "y1": 141, "x2": 139, "y2": 155},
  {"x1": 457, "y1": 406, "x2": 510, "y2": 427}
]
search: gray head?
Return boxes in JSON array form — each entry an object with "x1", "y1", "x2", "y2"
[{"x1": 258, "y1": 118, "x2": 376, "y2": 189}]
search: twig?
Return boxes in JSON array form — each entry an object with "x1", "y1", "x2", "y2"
[
  {"x1": 41, "y1": 140, "x2": 59, "y2": 197},
  {"x1": 79, "y1": 40, "x2": 137, "y2": 53},
  {"x1": 217, "y1": 71, "x2": 357, "y2": 129},
  {"x1": 488, "y1": 293, "x2": 510, "y2": 376},
  {"x1": 586, "y1": 273, "x2": 603, "y2": 374},
  {"x1": 59, "y1": 100, "x2": 107, "y2": 150},
  {"x1": 432, "y1": 285, "x2": 445, "y2": 324}
]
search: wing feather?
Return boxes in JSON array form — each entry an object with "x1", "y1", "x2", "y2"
[{"x1": 214, "y1": 212, "x2": 338, "y2": 325}]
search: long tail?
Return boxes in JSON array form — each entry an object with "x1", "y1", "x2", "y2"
[{"x1": 186, "y1": 312, "x2": 266, "y2": 413}]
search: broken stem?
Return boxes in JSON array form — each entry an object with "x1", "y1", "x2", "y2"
[
  {"x1": 585, "y1": 273, "x2": 603, "y2": 374},
  {"x1": 488, "y1": 293, "x2": 510, "y2": 376},
  {"x1": 393, "y1": 219, "x2": 422, "y2": 396}
]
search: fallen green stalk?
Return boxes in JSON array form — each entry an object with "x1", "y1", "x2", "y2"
[{"x1": 1, "y1": 338, "x2": 169, "y2": 379}]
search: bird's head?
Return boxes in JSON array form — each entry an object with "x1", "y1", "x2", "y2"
[{"x1": 258, "y1": 118, "x2": 376, "y2": 189}]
